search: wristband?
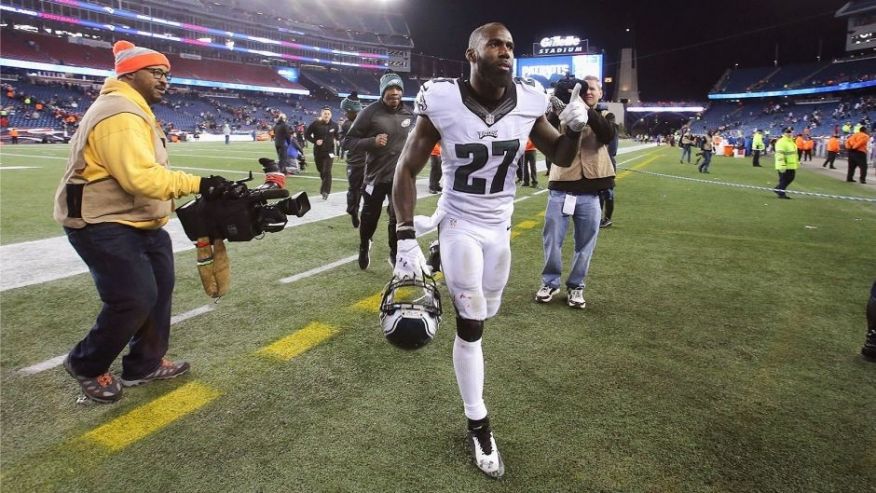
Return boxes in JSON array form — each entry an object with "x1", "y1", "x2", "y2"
[{"x1": 397, "y1": 226, "x2": 416, "y2": 240}]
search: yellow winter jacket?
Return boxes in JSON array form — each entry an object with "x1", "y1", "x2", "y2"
[{"x1": 54, "y1": 78, "x2": 201, "y2": 229}]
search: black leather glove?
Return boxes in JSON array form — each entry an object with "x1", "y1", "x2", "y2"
[{"x1": 199, "y1": 175, "x2": 232, "y2": 200}]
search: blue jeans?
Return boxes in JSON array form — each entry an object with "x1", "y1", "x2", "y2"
[
  {"x1": 64, "y1": 223, "x2": 174, "y2": 379},
  {"x1": 681, "y1": 144, "x2": 692, "y2": 163},
  {"x1": 698, "y1": 151, "x2": 713, "y2": 172},
  {"x1": 541, "y1": 191, "x2": 601, "y2": 290}
]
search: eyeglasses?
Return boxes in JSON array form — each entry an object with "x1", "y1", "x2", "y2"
[{"x1": 142, "y1": 68, "x2": 171, "y2": 81}]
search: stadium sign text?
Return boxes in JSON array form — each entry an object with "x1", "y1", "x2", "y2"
[{"x1": 534, "y1": 36, "x2": 586, "y2": 56}]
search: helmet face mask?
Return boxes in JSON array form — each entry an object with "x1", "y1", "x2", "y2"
[{"x1": 379, "y1": 275, "x2": 442, "y2": 350}]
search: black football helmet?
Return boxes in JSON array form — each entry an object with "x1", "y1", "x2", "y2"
[{"x1": 379, "y1": 274, "x2": 442, "y2": 350}]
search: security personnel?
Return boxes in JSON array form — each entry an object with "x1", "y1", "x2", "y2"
[
  {"x1": 823, "y1": 134, "x2": 839, "y2": 169},
  {"x1": 751, "y1": 129, "x2": 765, "y2": 167},
  {"x1": 53, "y1": 40, "x2": 231, "y2": 403},
  {"x1": 773, "y1": 127, "x2": 799, "y2": 199},
  {"x1": 9, "y1": 127, "x2": 19, "y2": 144},
  {"x1": 845, "y1": 126, "x2": 869, "y2": 184}
]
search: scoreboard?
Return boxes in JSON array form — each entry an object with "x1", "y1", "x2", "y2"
[{"x1": 514, "y1": 54, "x2": 604, "y2": 89}]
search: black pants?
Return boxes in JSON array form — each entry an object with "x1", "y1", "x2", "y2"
[
  {"x1": 797, "y1": 149, "x2": 803, "y2": 161},
  {"x1": 314, "y1": 154, "x2": 333, "y2": 196},
  {"x1": 520, "y1": 151, "x2": 537, "y2": 185},
  {"x1": 752, "y1": 149, "x2": 761, "y2": 166},
  {"x1": 429, "y1": 155, "x2": 442, "y2": 191},
  {"x1": 775, "y1": 169, "x2": 796, "y2": 197},
  {"x1": 599, "y1": 187, "x2": 615, "y2": 220},
  {"x1": 823, "y1": 151, "x2": 837, "y2": 168},
  {"x1": 276, "y1": 143, "x2": 289, "y2": 173},
  {"x1": 347, "y1": 164, "x2": 364, "y2": 216},
  {"x1": 360, "y1": 181, "x2": 397, "y2": 256},
  {"x1": 803, "y1": 149, "x2": 812, "y2": 161},
  {"x1": 848, "y1": 150, "x2": 868, "y2": 183},
  {"x1": 64, "y1": 224, "x2": 173, "y2": 379}
]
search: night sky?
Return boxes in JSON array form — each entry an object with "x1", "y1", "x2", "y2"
[{"x1": 402, "y1": 0, "x2": 849, "y2": 101}]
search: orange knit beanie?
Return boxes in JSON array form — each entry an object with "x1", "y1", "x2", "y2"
[{"x1": 113, "y1": 40, "x2": 170, "y2": 76}]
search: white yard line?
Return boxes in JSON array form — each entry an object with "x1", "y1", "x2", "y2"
[
  {"x1": 17, "y1": 304, "x2": 217, "y2": 375},
  {"x1": 0, "y1": 153, "x2": 66, "y2": 160},
  {"x1": 0, "y1": 166, "x2": 41, "y2": 170},
  {"x1": 0, "y1": 179, "x2": 431, "y2": 291}
]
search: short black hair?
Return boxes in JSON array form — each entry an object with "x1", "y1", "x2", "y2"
[{"x1": 468, "y1": 22, "x2": 509, "y2": 50}]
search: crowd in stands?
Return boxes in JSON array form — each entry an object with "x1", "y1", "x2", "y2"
[
  {"x1": 0, "y1": 75, "x2": 360, "y2": 139},
  {"x1": 691, "y1": 94, "x2": 875, "y2": 138},
  {"x1": 712, "y1": 57, "x2": 876, "y2": 94},
  {"x1": 0, "y1": 80, "x2": 93, "y2": 131}
]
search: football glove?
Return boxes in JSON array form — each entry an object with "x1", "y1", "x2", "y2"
[
  {"x1": 558, "y1": 83, "x2": 589, "y2": 132},
  {"x1": 394, "y1": 239, "x2": 430, "y2": 280}
]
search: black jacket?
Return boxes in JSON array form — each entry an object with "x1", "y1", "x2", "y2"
[
  {"x1": 273, "y1": 121, "x2": 291, "y2": 146},
  {"x1": 340, "y1": 119, "x2": 366, "y2": 167},
  {"x1": 304, "y1": 119, "x2": 339, "y2": 157},
  {"x1": 344, "y1": 101, "x2": 414, "y2": 184}
]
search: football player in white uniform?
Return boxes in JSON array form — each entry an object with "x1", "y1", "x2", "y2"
[{"x1": 391, "y1": 22, "x2": 591, "y2": 478}]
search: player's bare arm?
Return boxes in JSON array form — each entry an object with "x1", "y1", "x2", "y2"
[
  {"x1": 392, "y1": 115, "x2": 441, "y2": 225},
  {"x1": 529, "y1": 115, "x2": 578, "y2": 167}
]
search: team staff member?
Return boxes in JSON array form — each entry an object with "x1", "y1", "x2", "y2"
[
  {"x1": 845, "y1": 126, "x2": 869, "y2": 184},
  {"x1": 822, "y1": 134, "x2": 839, "y2": 169},
  {"x1": 53, "y1": 40, "x2": 232, "y2": 403},
  {"x1": 344, "y1": 72, "x2": 413, "y2": 269},
  {"x1": 305, "y1": 107, "x2": 340, "y2": 200},
  {"x1": 340, "y1": 94, "x2": 365, "y2": 227},
  {"x1": 273, "y1": 113, "x2": 292, "y2": 174},
  {"x1": 773, "y1": 126, "x2": 799, "y2": 199}
]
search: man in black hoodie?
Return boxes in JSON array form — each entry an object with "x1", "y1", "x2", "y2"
[
  {"x1": 344, "y1": 72, "x2": 414, "y2": 269},
  {"x1": 305, "y1": 107, "x2": 340, "y2": 200}
]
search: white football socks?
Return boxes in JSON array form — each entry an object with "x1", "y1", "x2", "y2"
[{"x1": 453, "y1": 335, "x2": 487, "y2": 421}]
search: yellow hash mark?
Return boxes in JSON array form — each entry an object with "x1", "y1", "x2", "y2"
[
  {"x1": 83, "y1": 381, "x2": 220, "y2": 452},
  {"x1": 510, "y1": 230, "x2": 521, "y2": 239},
  {"x1": 537, "y1": 210, "x2": 546, "y2": 217},
  {"x1": 257, "y1": 322, "x2": 337, "y2": 361},
  {"x1": 515, "y1": 219, "x2": 539, "y2": 230},
  {"x1": 352, "y1": 292, "x2": 383, "y2": 312}
]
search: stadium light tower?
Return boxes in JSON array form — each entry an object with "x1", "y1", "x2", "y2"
[{"x1": 615, "y1": 26, "x2": 639, "y2": 105}]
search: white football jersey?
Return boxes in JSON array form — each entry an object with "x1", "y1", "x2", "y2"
[{"x1": 415, "y1": 77, "x2": 549, "y2": 224}]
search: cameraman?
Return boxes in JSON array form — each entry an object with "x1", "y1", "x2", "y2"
[{"x1": 53, "y1": 41, "x2": 233, "y2": 403}]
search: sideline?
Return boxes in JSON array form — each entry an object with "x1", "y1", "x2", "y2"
[{"x1": 1, "y1": 144, "x2": 656, "y2": 292}]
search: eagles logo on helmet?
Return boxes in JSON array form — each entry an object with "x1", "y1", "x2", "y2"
[{"x1": 379, "y1": 274, "x2": 442, "y2": 350}]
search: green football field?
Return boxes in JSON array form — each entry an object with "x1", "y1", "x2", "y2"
[{"x1": 1, "y1": 141, "x2": 874, "y2": 492}]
